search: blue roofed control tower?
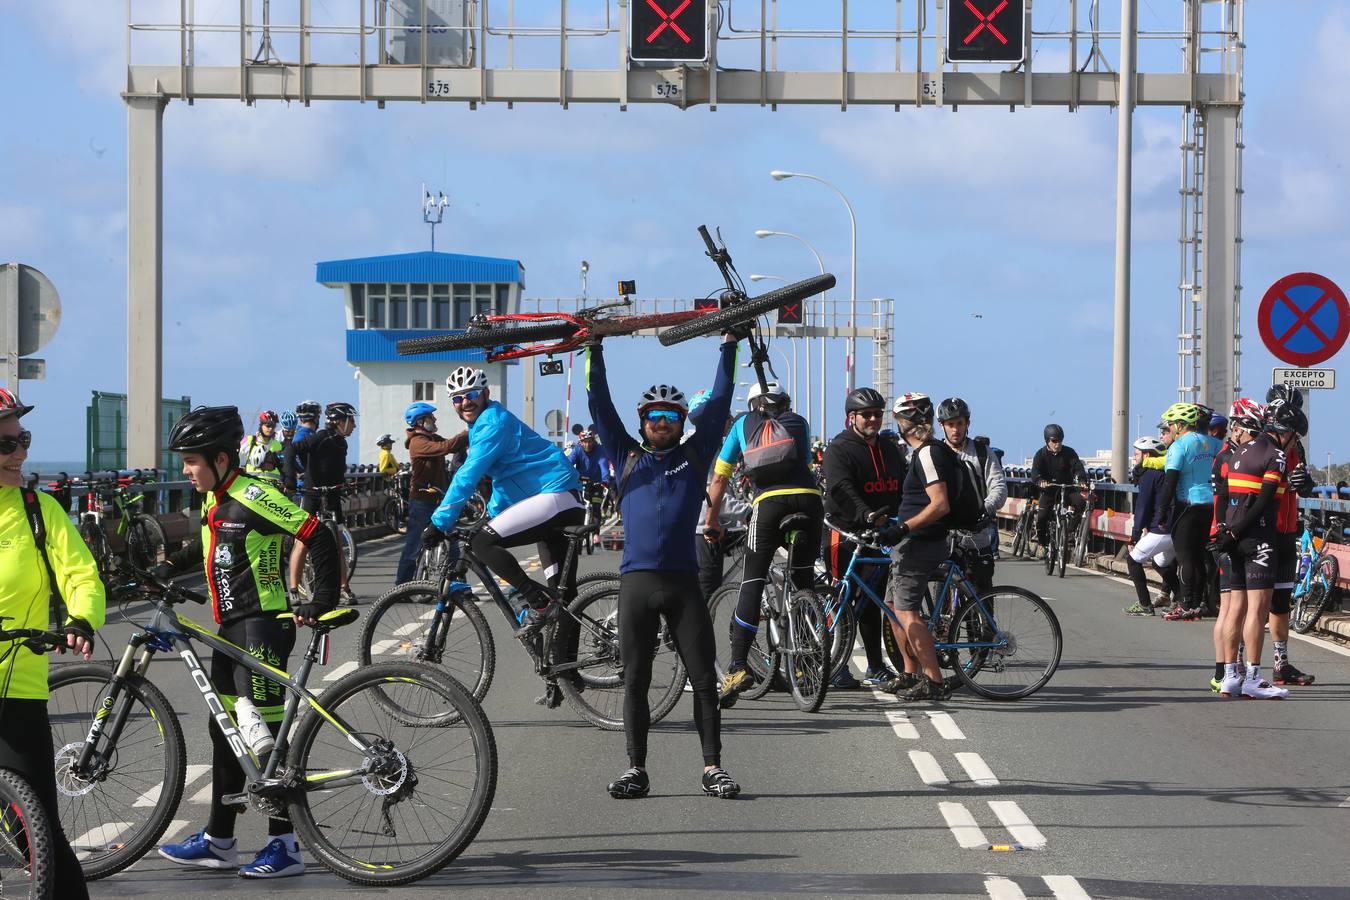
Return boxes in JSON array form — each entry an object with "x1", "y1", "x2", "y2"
[{"x1": 316, "y1": 251, "x2": 525, "y2": 464}]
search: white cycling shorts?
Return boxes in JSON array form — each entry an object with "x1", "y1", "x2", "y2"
[
  {"x1": 487, "y1": 490, "x2": 584, "y2": 539},
  {"x1": 1128, "y1": 531, "x2": 1175, "y2": 567}
]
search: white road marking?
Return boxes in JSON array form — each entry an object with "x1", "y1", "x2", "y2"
[
  {"x1": 133, "y1": 763, "x2": 211, "y2": 807},
  {"x1": 71, "y1": 822, "x2": 130, "y2": 856},
  {"x1": 927, "y1": 710, "x2": 966, "y2": 740},
  {"x1": 370, "y1": 638, "x2": 401, "y2": 655},
  {"x1": 189, "y1": 781, "x2": 214, "y2": 804},
  {"x1": 885, "y1": 709, "x2": 919, "y2": 740},
  {"x1": 955, "y1": 752, "x2": 999, "y2": 786},
  {"x1": 908, "y1": 750, "x2": 950, "y2": 786},
  {"x1": 324, "y1": 660, "x2": 358, "y2": 682},
  {"x1": 1340, "y1": 796, "x2": 1350, "y2": 808},
  {"x1": 938, "y1": 801, "x2": 990, "y2": 849},
  {"x1": 393, "y1": 620, "x2": 426, "y2": 636},
  {"x1": 984, "y1": 876, "x2": 1028, "y2": 900},
  {"x1": 1043, "y1": 875, "x2": 1093, "y2": 899},
  {"x1": 988, "y1": 800, "x2": 1047, "y2": 849}
]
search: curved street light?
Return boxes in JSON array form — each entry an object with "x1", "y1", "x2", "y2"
[
  {"x1": 768, "y1": 170, "x2": 859, "y2": 396},
  {"x1": 755, "y1": 228, "x2": 827, "y2": 435},
  {"x1": 748, "y1": 275, "x2": 796, "y2": 400}
]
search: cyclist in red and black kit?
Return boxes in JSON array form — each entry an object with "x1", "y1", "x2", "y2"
[
  {"x1": 284, "y1": 402, "x2": 356, "y2": 604},
  {"x1": 1264, "y1": 386, "x2": 1317, "y2": 686}
]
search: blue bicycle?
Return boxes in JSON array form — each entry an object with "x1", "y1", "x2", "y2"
[
  {"x1": 822, "y1": 522, "x2": 1063, "y2": 700},
  {"x1": 1290, "y1": 512, "x2": 1343, "y2": 634}
]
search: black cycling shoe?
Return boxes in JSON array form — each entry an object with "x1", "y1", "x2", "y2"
[
  {"x1": 701, "y1": 767, "x2": 740, "y2": 799},
  {"x1": 607, "y1": 767, "x2": 650, "y2": 800},
  {"x1": 513, "y1": 586, "x2": 562, "y2": 638}
]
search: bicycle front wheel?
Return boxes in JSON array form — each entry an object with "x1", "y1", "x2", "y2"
[
  {"x1": 785, "y1": 590, "x2": 831, "y2": 713},
  {"x1": 383, "y1": 497, "x2": 406, "y2": 533},
  {"x1": 337, "y1": 524, "x2": 358, "y2": 576},
  {"x1": 657, "y1": 274, "x2": 836, "y2": 345},
  {"x1": 287, "y1": 662, "x2": 496, "y2": 886},
  {"x1": 824, "y1": 592, "x2": 857, "y2": 680},
  {"x1": 46, "y1": 665, "x2": 186, "y2": 879},
  {"x1": 948, "y1": 587, "x2": 1062, "y2": 700},
  {"x1": 360, "y1": 581, "x2": 494, "y2": 701},
  {"x1": 708, "y1": 584, "x2": 777, "y2": 701},
  {"x1": 0, "y1": 767, "x2": 54, "y2": 900},
  {"x1": 1291, "y1": 553, "x2": 1339, "y2": 634}
]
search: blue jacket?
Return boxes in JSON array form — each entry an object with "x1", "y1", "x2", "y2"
[
  {"x1": 1132, "y1": 465, "x2": 1166, "y2": 541},
  {"x1": 568, "y1": 444, "x2": 613, "y2": 483},
  {"x1": 431, "y1": 401, "x2": 581, "y2": 531},
  {"x1": 586, "y1": 340, "x2": 737, "y2": 574}
]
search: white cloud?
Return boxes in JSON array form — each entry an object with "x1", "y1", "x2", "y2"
[{"x1": 163, "y1": 100, "x2": 349, "y2": 182}]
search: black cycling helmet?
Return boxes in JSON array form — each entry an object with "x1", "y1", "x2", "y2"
[
  {"x1": 845, "y1": 387, "x2": 886, "y2": 413},
  {"x1": 937, "y1": 397, "x2": 971, "y2": 422},
  {"x1": 1265, "y1": 402, "x2": 1308, "y2": 437},
  {"x1": 169, "y1": 406, "x2": 245, "y2": 455},
  {"x1": 0, "y1": 388, "x2": 34, "y2": 421},
  {"x1": 1044, "y1": 423, "x2": 1064, "y2": 442},
  {"x1": 325, "y1": 401, "x2": 358, "y2": 422},
  {"x1": 296, "y1": 400, "x2": 321, "y2": 420},
  {"x1": 1194, "y1": 403, "x2": 1214, "y2": 431},
  {"x1": 1265, "y1": 384, "x2": 1304, "y2": 410}
]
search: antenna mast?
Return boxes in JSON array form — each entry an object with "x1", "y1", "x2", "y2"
[{"x1": 421, "y1": 184, "x2": 448, "y2": 252}]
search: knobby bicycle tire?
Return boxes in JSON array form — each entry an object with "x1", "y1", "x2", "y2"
[
  {"x1": 657, "y1": 274, "x2": 836, "y2": 346},
  {"x1": 949, "y1": 586, "x2": 1062, "y2": 700},
  {"x1": 709, "y1": 584, "x2": 776, "y2": 701},
  {"x1": 0, "y1": 767, "x2": 55, "y2": 900},
  {"x1": 1291, "y1": 553, "x2": 1339, "y2": 634},
  {"x1": 825, "y1": 593, "x2": 857, "y2": 680},
  {"x1": 397, "y1": 321, "x2": 580, "y2": 355},
  {"x1": 46, "y1": 665, "x2": 186, "y2": 880},
  {"x1": 126, "y1": 516, "x2": 167, "y2": 570},
  {"x1": 286, "y1": 662, "x2": 497, "y2": 886},
  {"x1": 359, "y1": 581, "x2": 495, "y2": 702},
  {"x1": 786, "y1": 590, "x2": 830, "y2": 713}
]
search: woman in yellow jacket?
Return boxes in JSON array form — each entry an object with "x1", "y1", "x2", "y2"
[{"x1": 0, "y1": 389, "x2": 105, "y2": 900}]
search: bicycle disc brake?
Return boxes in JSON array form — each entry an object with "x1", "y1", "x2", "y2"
[{"x1": 53, "y1": 741, "x2": 101, "y2": 797}]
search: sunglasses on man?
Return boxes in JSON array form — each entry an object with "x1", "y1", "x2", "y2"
[
  {"x1": 644, "y1": 410, "x2": 683, "y2": 424},
  {"x1": 854, "y1": 410, "x2": 884, "y2": 421},
  {"x1": 0, "y1": 430, "x2": 32, "y2": 455},
  {"x1": 451, "y1": 390, "x2": 484, "y2": 406}
]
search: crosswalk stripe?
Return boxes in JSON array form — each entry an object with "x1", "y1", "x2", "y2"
[
  {"x1": 133, "y1": 763, "x2": 210, "y2": 808},
  {"x1": 393, "y1": 620, "x2": 425, "y2": 636},
  {"x1": 988, "y1": 800, "x2": 1047, "y2": 849},
  {"x1": 927, "y1": 711, "x2": 966, "y2": 740},
  {"x1": 1042, "y1": 875, "x2": 1092, "y2": 899},
  {"x1": 938, "y1": 801, "x2": 989, "y2": 849},
  {"x1": 324, "y1": 660, "x2": 358, "y2": 682},
  {"x1": 884, "y1": 709, "x2": 918, "y2": 740},
  {"x1": 371, "y1": 638, "x2": 401, "y2": 655},
  {"x1": 189, "y1": 782, "x2": 214, "y2": 804},
  {"x1": 71, "y1": 822, "x2": 130, "y2": 856},
  {"x1": 984, "y1": 876, "x2": 1028, "y2": 900},
  {"x1": 955, "y1": 752, "x2": 999, "y2": 786},
  {"x1": 908, "y1": 750, "x2": 950, "y2": 786}
]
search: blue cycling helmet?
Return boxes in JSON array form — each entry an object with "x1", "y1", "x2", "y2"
[
  {"x1": 405, "y1": 401, "x2": 437, "y2": 427},
  {"x1": 278, "y1": 411, "x2": 297, "y2": 431}
]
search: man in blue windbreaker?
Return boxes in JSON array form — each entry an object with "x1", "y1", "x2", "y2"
[
  {"x1": 430, "y1": 366, "x2": 582, "y2": 636},
  {"x1": 587, "y1": 331, "x2": 742, "y2": 802}
]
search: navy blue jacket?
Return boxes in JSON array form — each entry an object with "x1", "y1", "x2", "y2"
[
  {"x1": 1132, "y1": 465, "x2": 1166, "y2": 542},
  {"x1": 586, "y1": 340, "x2": 737, "y2": 573}
]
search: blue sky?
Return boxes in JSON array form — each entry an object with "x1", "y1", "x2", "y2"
[{"x1": 4, "y1": 2, "x2": 1348, "y2": 470}]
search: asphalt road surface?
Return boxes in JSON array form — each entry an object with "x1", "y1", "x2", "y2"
[{"x1": 71, "y1": 535, "x2": 1350, "y2": 899}]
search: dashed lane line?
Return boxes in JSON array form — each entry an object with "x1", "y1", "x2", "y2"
[
  {"x1": 908, "y1": 750, "x2": 951, "y2": 786},
  {"x1": 927, "y1": 710, "x2": 966, "y2": 740},
  {"x1": 954, "y1": 752, "x2": 1000, "y2": 786},
  {"x1": 984, "y1": 876, "x2": 1028, "y2": 899},
  {"x1": 938, "y1": 801, "x2": 990, "y2": 849},
  {"x1": 133, "y1": 764, "x2": 210, "y2": 807},
  {"x1": 324, "y1": 660, "x2": 359, "y2": 682},
  {"x1": 885, "y1": 709, "x2": 919, "y2": 740},
  {"x1": 1042, "y1": 875, "x2": 1093, "y2": 899},
  {"x1": 987, "y1": 800, "x2": 1047, "y2": 849}
]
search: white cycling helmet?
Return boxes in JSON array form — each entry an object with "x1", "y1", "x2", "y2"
[
  {"x1": 446, "y1": 366, "x2": 488, "y2": 396},
  {"x1": 1132, "y1": 436, "x2": 1166, "y2": 454},
  {"x1": 746, "y1": 380, "x2": 789, "y2": 408},
  {"x1": 638, "y1": 384, "x2": 687, "y2": 414}
]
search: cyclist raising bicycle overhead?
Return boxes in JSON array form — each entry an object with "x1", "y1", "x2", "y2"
[
  {"x1": 285, "y1": 402, "x2": 357, "y2": 605},
  {"x1": 156, "y1": 405, "x2": 340, "y2": 878},
  {"x1": 0, "y1": 389, "x2": 104, "y2": 900},
  {"x1": 706, "y1": 379, "x2": 823, "y2": 709},
  {"x1": 428, "y1": 366, "x2": 583, "y2": 636},
  {"x1": 587, "y1": 331, "x2": 741, "y2": 801}
]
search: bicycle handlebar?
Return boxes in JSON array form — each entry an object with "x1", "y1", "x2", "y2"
[{"x1": 0, "y1": 626, "x2": 67, "y2": 654}]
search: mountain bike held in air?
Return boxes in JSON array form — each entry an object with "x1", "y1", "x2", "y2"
[{"x1": 45, "y1": 562, "x2": 496, "y2": 887}]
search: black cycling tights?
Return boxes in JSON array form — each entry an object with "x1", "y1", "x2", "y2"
[
  {"x1": 1171, "y1": 503, "x2": 1213, "y2": 612},
  {"x1": 731, "y1": 494, "x2": 824, "y2": 668},
  {"x1": 470, "y1": 494, "x2": 585, "y2": 599},
  {"x1": 0, "y1": 700, "x2": 89, "y2": 900},
  {"x1": 619, "y1": 571, "x2": 720, "y2": 769}
]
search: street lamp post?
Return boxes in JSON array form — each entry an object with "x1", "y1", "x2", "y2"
[
  {"x1": 770, "y1": 171, "x2": 858, "y2": 399},
  {"x1": 755, "y1": 229, "x2": 827, "y2": 436}
]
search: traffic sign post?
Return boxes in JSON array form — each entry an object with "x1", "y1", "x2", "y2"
[
  {"x1": 1271, "y1": 367, "x2": 1335, "y2": 391},
  {"x1": 1, "y1": 263, "x2": 62, "y2": 394},
  {"x1": 1257, "y1": 272, "x2": 1349, "y2": 367}
]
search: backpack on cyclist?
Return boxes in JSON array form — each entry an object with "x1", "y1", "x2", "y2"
[
  {"x1": 941, "y1": 442, "x2": 987, "y2": 531},
  {"x1": 739, "y1": 410, "x2": 801, "y2": 487}
]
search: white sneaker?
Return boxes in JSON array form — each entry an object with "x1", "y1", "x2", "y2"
[
  {"x1": 1240, "y1": 677, "x2": 1289, "y2": 701},
  {"x1": 1218, "y1": 669, "x2": 1244, "y2": 698}
]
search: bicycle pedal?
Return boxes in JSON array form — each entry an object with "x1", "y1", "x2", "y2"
[{"x1": 220, "y1": 792, "x2": 250, "y2": 809}]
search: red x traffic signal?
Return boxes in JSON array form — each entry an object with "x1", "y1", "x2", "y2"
[
  {"x1": 631, "y1": 0, "x2": 708, "y2": 63},
  {"x1": 776, "y1": 299, "x2": 804, "y2": 326},
  {"x1": 947, "y1": 0, "x2": 1024, "y2": 63}
]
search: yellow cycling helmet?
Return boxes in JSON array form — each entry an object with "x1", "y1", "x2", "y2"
[{"x1": 1160, "y1": 402, "x2": 1201, "y2": 426}]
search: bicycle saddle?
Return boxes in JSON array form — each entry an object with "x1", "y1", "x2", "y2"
[
  {"x1": 777, "y1": 513, "x2": 813, "y2": 537},
  {"x1": 563, "y1": 523, "x2": 600, "y2": 540}
]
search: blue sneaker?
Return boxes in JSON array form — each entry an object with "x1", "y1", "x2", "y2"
[
  {"x1": 158, "y1": 831, "x2": 238, "y2": 870},
  {"x1": 862, "y1": 666, "x2": 898, "y2": 687},
  {"x1": 830, "y1": 668, "x2": 861, "y2": 689},
  {"x1": 238, "y1": 837, "x2": 305, "y2": 879}
]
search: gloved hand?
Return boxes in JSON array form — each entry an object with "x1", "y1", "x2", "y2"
[
  {"x1": 880, "y1": 521, "x2": 910, "y2": 546},
  {"x1": 723, "y1": 320, "x2": 754, "y2": 341},
  {"x1": 866, "y1": 509, "x2": 890, "y2": 526},
  {"x1": 293, "y1": 598, "x2": 336, "y2": 623},
  {"x1": 1288, "y1": 463, "x2": 1313, "y2": 494},
  {"x1": 1209, "y1": 523, "x2": 1237, "y2": 553},
  {"x1": 62, "y1": 617, "x2": 95, "y2": 659},
  {"x1": 422, "y1": 524, "x2": 444, "y2": 546}
]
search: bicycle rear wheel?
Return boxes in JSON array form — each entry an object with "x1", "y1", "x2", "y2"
[
  {"x1": 708, "y1": 584, "x2": 776, "y2": 700},
  {"x1": 46, "y1": 665, "x2": 186, "y2": 879},
  {"x1": 824, "y1": 592, "x2": 857, "y2": 680},
  {"x1": 125, "y1": 516, "x2": 166, "y2": 570},
  {"x1": 948, "y1": 587, "x2": 1062, "y2": 700},
  {"x1": 785, "y1": 590, "x2": 830, "y2": 713},
  {"x1": 0, "y1": 767, "x2": 54, "y2": 900},
  {"x1": 1057, "y1": 523, "x2": 1068, "y2": 578},
  {"x1": 287, "y1": 662, "x2": 496, "y2": 886},
  {"x1": 1010, "y1": 516, "x2": 1027, "y2": 558},
  {"x1": 359, "y1": 582, "x2": 495, "y2": 701},
  {"x1": 397, "y1": 321, "x2": 578, "y2": 356},
  {"x1": 1073, "y1": 512, "x2": 1090, "y2": 567},
  {"x1": 657, "y1": 274, "x2": 836, "y2": 345},
  {"x1": 383, "y1": 497, "x2": 406, "y2": 533},
  {"x1": 336, "y1": 523, "x2": 358, "y2": 576},
  {"x1": 1291, "y1": 553, "x2": 1339, "y2": 634}
]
